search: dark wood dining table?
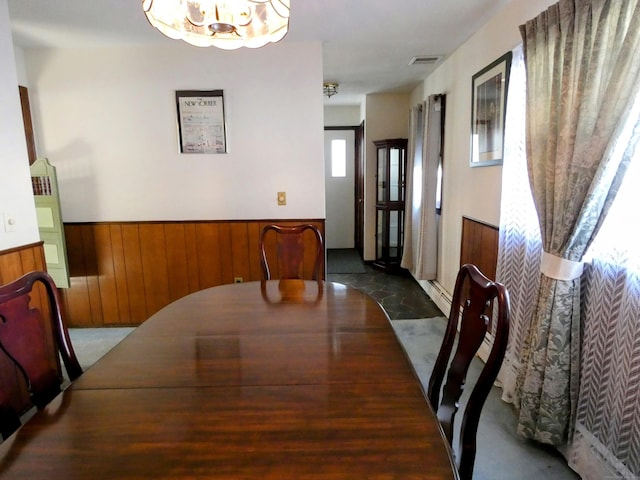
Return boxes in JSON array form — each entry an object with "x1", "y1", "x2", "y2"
[{"x1": 0, "y1": 280, "x2": 458, "y2": 479}]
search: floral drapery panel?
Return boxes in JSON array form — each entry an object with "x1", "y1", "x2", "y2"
[
  {"x1": 498, "y1": 43, "x2": 640, "y2": 479},
  {"x1": 516, "y1": 0, "x2": 640, "y2": 445}
]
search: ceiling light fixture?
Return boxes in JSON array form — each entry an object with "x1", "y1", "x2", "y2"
[
  {"x1": 142, "y1": 0, "x2": 290, "y2": 49},
  {"x1": 323, "y1": 82, "x2": 339, "y2": 98}
]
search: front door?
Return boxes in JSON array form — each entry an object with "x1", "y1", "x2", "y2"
[{"x1": 324, "y1": 129, "x2": 356, "y2": 249}]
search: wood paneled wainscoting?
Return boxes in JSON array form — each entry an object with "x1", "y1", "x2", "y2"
[
  {"x1": 61, "y1": 220, "x2": 325, "y2": 327},
  {"x1": 0, "y1": 242, "x2": 47, "y2": 285},
  {"x1": 460, "y1": 216, "x2": 499, "y2": 281}
]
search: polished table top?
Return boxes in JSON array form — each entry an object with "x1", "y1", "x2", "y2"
[{"x1": 0, "y1": 280, "x2": 458, "y2": 479}]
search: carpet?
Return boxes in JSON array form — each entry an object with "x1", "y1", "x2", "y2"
[
  {"x1": 326, "y1": 248, "x2": 366, "y2": 274},
  {"x1": 390, "y1": 317, "x2": 448, "y2": 387},
  {"x1": 69, "y1": 327, "x2": 135, "y2": 370}
]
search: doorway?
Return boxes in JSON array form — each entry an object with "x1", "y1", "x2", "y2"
[
  {"x1": 324, "y1": 123, "x2": 364, "y2": 254},
  {"x1": 324, "y1": 129, "x2": 355, "y2": 249}
]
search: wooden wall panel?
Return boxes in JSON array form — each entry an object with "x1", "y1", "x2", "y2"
[
  {"x1": 139, "y1": 224, "x2": 171, "y2": 318},
  {"x1": 218, "y1": 223, "x2": 234, "y2": 285},
  {"x1": 94, "y1": 224, "x2": 119, "y2": 325},
  {"x1": 460, "y1": 216, "x2": 499, "y2": 281},
  {"x1": 247, "y1": 223, "x2": 262, "y2": 280},
  {"x1": 109, "y1": 225, "x2": 132, "y2": 325},
  {"x1": 164, "y1": 224, "x2": 190, "y2": 303},
  {"x1": 184, "y1": 224, "x2": 201, "y2": 293},
  {"x1": 120, "y1": 224, "x2": 147, "y2": 324},
  {"x1": 0, "y1": 242, "x2": 46, "y2": 285},
  {"x1": 195, "y1": 223, "x2": 222, "y2": 290},
  {"x1": 81, "y1": 225, "x2": 103, "y2": 326},
  {"x1": 60, "y1": 219, "x2": 324, "y2": 327},
  {"x1": 230, "y1": 223, "x2": 251, "y2": 282}
]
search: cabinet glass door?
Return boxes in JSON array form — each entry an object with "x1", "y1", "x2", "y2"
[{"x1": 373, "y1": 139, "x2": 408, "y2": 271}]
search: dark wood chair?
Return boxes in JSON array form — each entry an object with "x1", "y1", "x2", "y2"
[
  {"x1": 0, "y1": 271, "x2": 82, "y2": 440},
  {"x1": 259, "y1": 224, "x2": 324, "y2": 280},
  {"x1": 427, "y1": 263, "x2": 510, "y2": 480}
]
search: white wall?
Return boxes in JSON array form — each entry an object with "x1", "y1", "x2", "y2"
[
  {"x1": 410, "y1": 0, "x2": 557, "y2": 298},
  {"x1": 363, "y1": 93, "x2": 410, "y2": 260},
  {"x1": 22, "y1": 42, "x2": 325, "y2": 222},
  {"x1": 323, "y1": 105, "x2": 361, "y2": 127},
  {"x1": 0, "y1": 0, "x2": 39, "y2": 251}
]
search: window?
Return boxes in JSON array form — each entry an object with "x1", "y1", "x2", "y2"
[
  {"x1": 331, "y1": 139, "x2": 346, "y2": 177},
  {"x1": 585, "y1": 147, "x2": 640, "y2": 271},
  {"x1": 584, "y1": 88, "x2": 640, "y2": 271}
]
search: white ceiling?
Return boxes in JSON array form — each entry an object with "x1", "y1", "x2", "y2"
[{"x1": 7, "y1": 0, "x2": 510, "y2": 105}]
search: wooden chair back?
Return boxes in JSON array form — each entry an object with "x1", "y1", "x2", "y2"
[
  {"x1": 0, "y1": 271, "x2": 82, "y2": 440},
  {"x1": 259, "y1": 224, "x2": 324, "y2": 280},
  {"x1": 427, "y1": 263, "x2": 510, "y2": 480}
]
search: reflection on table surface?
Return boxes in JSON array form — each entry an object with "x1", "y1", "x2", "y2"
[{"x1": 0, "y1": 280, "x2": 458, "y2": 479}]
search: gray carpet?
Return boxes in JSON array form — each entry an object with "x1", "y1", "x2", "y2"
[
  {"x1": 69, "y1": 327, "x2": 135, "y2": 370},
  {"x1": 326, "y1": 248, "x2": 366, "y2": 274}
]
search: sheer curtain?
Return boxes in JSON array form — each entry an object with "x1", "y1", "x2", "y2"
[
  {"x1": 566, "y1": 106, "x2": 640, "y2": 478},
  {"x1": 402, "y1": 103, "x2": 423, "y2": 275},
  {"x1": 495, "y1": 44, "x2": 542, "y2": 403},
  {"x1": 402, "y1": 95, "x2": 443, "y2": 280}
]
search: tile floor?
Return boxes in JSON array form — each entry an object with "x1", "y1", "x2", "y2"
[{"x1": 327, "y1": 263, "x2": 443, "y2": 319}]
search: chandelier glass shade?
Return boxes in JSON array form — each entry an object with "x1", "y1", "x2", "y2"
[
  {"x1": 142, "y1": 0, "x2": 290, "y2": 49},
  {"x1": 323, "y1": 82, "x2": 339, "y2": 98}
]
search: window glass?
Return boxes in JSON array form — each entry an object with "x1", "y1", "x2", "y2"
[{"x1": 331, "y1": 139, "x2": 346, "y2": 177}]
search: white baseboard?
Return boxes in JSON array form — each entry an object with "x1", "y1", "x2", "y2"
[{"x1": 417, "y1": 279, "x2": 452, "y2": 317}]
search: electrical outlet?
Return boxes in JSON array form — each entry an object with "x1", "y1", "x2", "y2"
[
  {"x1": 277, "y1": 192, "x2": 286, "y2": 206},
  {"x1": 234, "y1": 277, "x2": 244, "y2": 283}
]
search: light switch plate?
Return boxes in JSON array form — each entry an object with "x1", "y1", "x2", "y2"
[
  {"x1": 277, "y1": 192, "x2": 286, "y2": 206},
  {"x1": 3, "y1": 212, "x2": 16, "y2": 232}
]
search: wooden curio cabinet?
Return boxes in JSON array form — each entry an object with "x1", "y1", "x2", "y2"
[{"x1": 373, "y1": 138, "x2": 407, "y2": 271}]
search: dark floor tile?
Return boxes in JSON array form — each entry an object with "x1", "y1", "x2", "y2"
[{"x1": 327, "y1": 264, "x2": 444, "y2": 320}]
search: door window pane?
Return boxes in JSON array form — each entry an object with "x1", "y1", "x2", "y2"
[{"x1": 331, "y1": 139, "x2": 346, "y2": 177}]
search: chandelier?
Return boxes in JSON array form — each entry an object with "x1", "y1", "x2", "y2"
[
  {"x1": 323, "y1": 82, "x2": 339, "y2": 98},
  {"x1": 142, "y1": 0, "x2": 290, "y2": 49}
]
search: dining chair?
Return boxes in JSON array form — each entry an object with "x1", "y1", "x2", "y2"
[
  {"x1": 427, "y1": 263, "x2": 510, "y2": 480},
  {"x1": 0, "y1": 271, "x2": 82, "y2": 440},
  {"x1": 259, "y1": 224, "x2": 324, "y2": 280}
]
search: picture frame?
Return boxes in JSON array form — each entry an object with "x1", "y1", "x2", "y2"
[
  {"x1": 470, "y1": 52, "x2": 512, "y2": 167},
  {"x1": 176, "y1": 90, "x2": 227, "y2": 154}
]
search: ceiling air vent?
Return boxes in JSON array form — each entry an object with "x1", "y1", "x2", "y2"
[{"x1": 409, "y1": 55, "x2": 442, "y2": 66}]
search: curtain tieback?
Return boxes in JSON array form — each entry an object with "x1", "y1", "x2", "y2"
[{"x1": 540, "y1": 252, "x2": 584, "y2": 281}]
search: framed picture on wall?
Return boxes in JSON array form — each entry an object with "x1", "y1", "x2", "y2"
[
  {"x1": 470, "y1": 52, "x2": 512, "y2": 167},
  {"x1": 176, "y1": 90, "x2": 227, "y2": 154}
]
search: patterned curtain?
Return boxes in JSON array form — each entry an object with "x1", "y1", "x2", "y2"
[
  {"x1": 498, "y1": 43, "x2": 640, "y2": 478},
  {"x1": 402, "y1": 95, "x2": 443, "y2": 280},
  {"x1": 517, "y1": 0, "x2": 640, "y2": 446}
]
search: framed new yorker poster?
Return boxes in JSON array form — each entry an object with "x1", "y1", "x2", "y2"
[
  {"x1": 470, "y1": 52, "x2": 512, "y2": 166},
  {"x1": 176, "y1": 90, "x2": 227, "y2": 154}
]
